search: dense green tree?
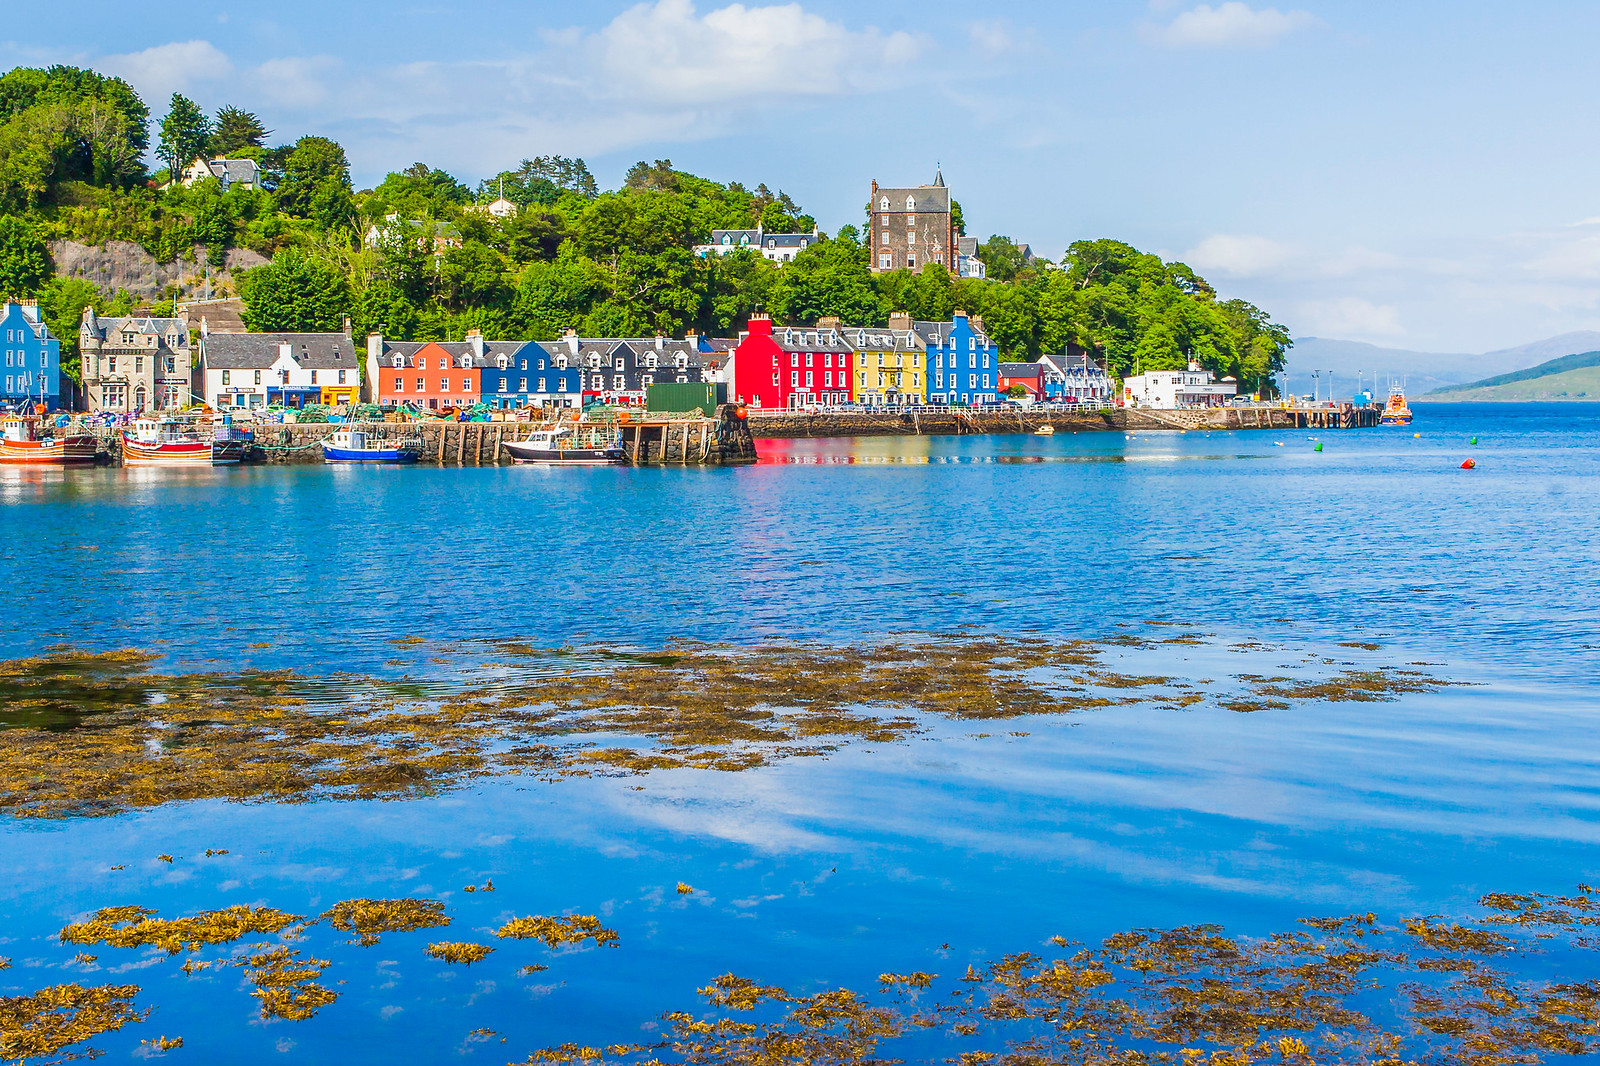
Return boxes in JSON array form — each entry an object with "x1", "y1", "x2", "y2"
[
  {"x1": 238, "y1": 248, "x2": 351, "y2": 331},
  {"x1": 0, "y1": 215, "x2": 50, "y2": 297},
  {"x1": 351, "y1": 280, "x2": 419, "y2": 340},
  {"x1": 36, "y1": 276, "x2": 101, "y2": 380},
  {"x1": 277, "y1": 136, "x2": 354, "y2": 229},
  {"x1": 158, "y1": 93, "x2": 211, "y2": 178},
  {"x1": 0, "y1": 66, "x2": 149, "y2": 153},
  {"x1": 210, "y1": 106, "x2": 270, "y2": 156},
  {"x1": 769, "y1": 231, "x2": 886, "y2": 326},
  {"x1": 479, "y1": 156, "x2": 598, "y2": 206}
]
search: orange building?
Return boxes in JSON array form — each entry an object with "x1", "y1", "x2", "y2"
[{"x1": 366, "y1": 333, "x2": 496, "y2": 410}]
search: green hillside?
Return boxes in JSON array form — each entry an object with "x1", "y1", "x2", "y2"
[{"x1": 1423, "y1": 352, "x2": 1600, "y2": 402}]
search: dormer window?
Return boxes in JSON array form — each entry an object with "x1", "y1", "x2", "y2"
[
  {"x1": 879, "y1": 196, "x2": 889, "y2": 210},
  {"x1": 392, "y1": 355, "x2": 404, "y2": 368},
  {"x1": 905, "y1": 196, "x2": 916, "y2": 210},
  {"x1": 497, "y1": 355, "x2": 509, "y2": 370},
  {"x1": 722, "y1": 234, "x2": 732, "y2": 245}
]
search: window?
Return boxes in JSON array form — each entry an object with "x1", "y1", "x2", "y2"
[
  {"x1": 415, "y1": 378, "x2": 423, "y2": 391},
  {"x1": 592, "y1": 373, "x2": 604, "y2": 389},
  {"x1": 907, "y1": 255, "x2": 916, "y2": 268},
  {"x1": 441, "y1": 378, "x2": 450, "y2": 391},
  {"x1": 338, "y1": 370, "x2": 347, "y2": 384},
  {"x1": 881, "y1": 232, "x2": 889, "y2": 246},
  {"x1": 121, "y1": 333, "x2": 133, "y2": 345},
  {"x1": 969, "y1": 374, "x2": 977, "y2": 389},
  {"x1": 166, "y1": 357, "x2": 174, "y2": 373},
  {"x1": 612, "y1": 375, "x2": 624, "y2": 390},
  {"x1": 497, "y1": 355, "x2": 509, "y2": 370},
  {"x1": 39, "y1": 353, "x2": 47, "y2": 369},
  {"x1": 824, "y1": 371, "x2": 833, "y2": 388},
  {"x1": 642, "y1": 374, "x2": 653, "y2": 386},
  {"x1": 907, "y1": 231, "x2": 916, "y2": 245},
  {"x1": 222, "y1": 370, "x2": 230, "y2": 386},
  {"x1": 772, "y1": 372, "x2": 780, "y2": 386},
  {"x1": 790, "y1": 370, "x2": 799, "y2": 387},
  {"x1": 983, "y1": 375, "x2": 991, "y2": 388},
  {"x1": 905, "y1": 196, "x2": 916, "y2": 210},
  {"x1": 806, "y1": 371, "x2": 814, "y2": 386},
  {"x1": 463, "y1": 378, "x2": 472, "y2": 391},
  {"x1": 805, "y1": 353, "x2": 814, "y2": 368},
  {"x1": 310, "y1": 370, "x2": 318, "y2": 384},
  {"x1": 253, "y1": 370, "x2": 261, "y2": 385},
  {"x1": 499, "y1": 379, "x2": 508, "y2": 393},
  {"x1": 878, "y1": 253, "x2": 892, "y2": 268},
  {"x1": 135, "y1": 356, "x2": 144, "y2": 373},
  {"x1": 790, "y1": 353, "x2": 799, "y2": 368},
  {"x1": 879, "y1": 196, "x2": 889, "y2": 210},
  {"x1": 393, "y1": 377, "x2": 404, "y2": 392},
  {"x1": 393, "y1": 355, "x2": 404, "y2": 368},
  {"x1": 877, "y1": 353, "x2": 885, "y2": 367},
  {"x1": 3, "y1": 376, "x2": 9, "y2": 392}
]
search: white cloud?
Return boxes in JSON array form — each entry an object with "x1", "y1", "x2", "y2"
[
  {"x1": 969, "y1": 19, "x2": 1027, "y2": 59},
  {"x1": 1141, "y1": 3, "x2": 1319, "y2": 48},
  {"x1": 1183, "y1": 234, "x2": 1294, "y2": 277},
  {"x1": 587, "y1": 0, "x2": 921, "y2": 105},
  {"x1": 251, "y1": 57, "x2": 342, "y2": 110},
  {"x1": 98, "y1": 40, "x2": 232, "y2": 106}
]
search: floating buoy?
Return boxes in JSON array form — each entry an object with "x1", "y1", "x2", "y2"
[
  {"x1": 1314, "y1": 442, "x2": 1323, "y2": 452},
  {"x1": 1469, "y1": 436, "x2": 1478, "y2": 444},
  {"x1": 1273, "y1": 441, "x2": 1284, "y2": 447},
  {"x1": 1461, "y1": 458, "x2": 1476, "y2": 469},
  {"x1": 1414, "y1": 433, "x2": 1421, "y2": 438}
]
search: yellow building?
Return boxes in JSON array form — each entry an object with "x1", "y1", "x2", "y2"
[{"x1": 839, "y1": 323, "x2": 926, "y2": 406}]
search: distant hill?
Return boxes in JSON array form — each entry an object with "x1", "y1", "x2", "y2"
[
  {"x1": 1286, "y1": 332, "x2": 1600, "y2": 398},
  {"x1": 1422, "y1": 351, "x2": 1600, "y2": 402}
]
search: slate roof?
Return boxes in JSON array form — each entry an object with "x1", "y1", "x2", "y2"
[
  {"x1": 210, "y1": 158, "x2": 259, "y2": 186},
  {"x1": 843, "y1": 327, "x2": 921, "y2": 353},
  {"x1": 769, "y1": 326, "x2": 854, "y2": 354},
  {"x1": 201, "y1": 333, "x2": 356, "y2": 370},
  {"x1": 873, "y1": 184, "x2": 951, "y2": 213},
  {"x1": 999, "y1": 362, "x2": 1044, "y2": 378},
  {"x1": 84, "y1": 315, "x2": 190, "y2": 349}
]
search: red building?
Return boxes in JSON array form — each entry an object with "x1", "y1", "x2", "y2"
[
  {"x1": 731, "y1": 315, "x2": 854, "y2": 410},
  {"x1": 367, "y1": 335, "x2": 486, "y2": 410},
  {"x1": 997, "y1": 362, "x2": 1045, "y2": 399}
]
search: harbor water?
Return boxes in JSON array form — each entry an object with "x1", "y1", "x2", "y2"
[{"x1": 1, "y1": 402, "x2": 1598, "y2": 1063}]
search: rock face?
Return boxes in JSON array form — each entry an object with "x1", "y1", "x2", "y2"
[{"x1": 47, "y1": 241, "x2": 268, "y2": 301}]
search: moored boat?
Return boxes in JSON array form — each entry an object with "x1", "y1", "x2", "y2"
[
  {"x1": 0, "y1": 416, "x2": 96, "y2": 465},
  {"x1": 321, "y1": 429, "x2": 420, "y2": 464},
  {"x1": 121, "y1": 418, "x2": 250, "y2": 466},
  {"x1": 502, "y1": 423, "x2": 623, "y2": 465},
  {"x1": 1033, "y1": 424, "x2": 1055, "y2": 436},
  {"x1": 1379, "y1": 385, "x2": 1413, "y2": 426}
]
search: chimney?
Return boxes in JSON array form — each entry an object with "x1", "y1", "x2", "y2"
[
  {"x1": 18, "y1": 298, "x2": 39, "y2": 323},
  {"x1": 343, "y1": 315, "x2": 352, "y2": 336},
  {"x1": 565, "y1": 330, "x2": 579, "y2": 356},
  {"x1": 466, "y1": 329, "x2": 484, "y2": 358},
  {"x1": 817, "y1": 316, "x2": 842, "y2": 330},
  {"x1": 655, "y1": 335, "x2": 665, "y2": 350},
  {"x1": 888, "y1": 311, "x2": 912, "y2": 331},
  {"x1": 367, "y1": 332, "x2": 383, "y2": 361},
  {"x1": 279, "y1": 343, "x2": 292, "y2": 361},
  {"x1": 746, "y1": 314, "x2": 773, "y2": 338},
  {"x1": 970, "y1": 315, "x2": 984, "y2": 333},
  {"x1": 952, "y1": 310, "x2": 969, "y2": 323}
]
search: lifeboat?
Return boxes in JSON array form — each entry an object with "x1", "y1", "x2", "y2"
[
  {"x1": 0, "y1": 415, "x2": 96, "y2": 465},
  {"x1": 1379, "y1": 386, "x2": 1413, "y2": 426}
]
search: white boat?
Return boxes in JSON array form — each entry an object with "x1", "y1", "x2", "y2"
[
  {"x1": 1033, "y1": 424, "x2": 1055, "y2": 436},
  {"x1": 502, "y1": 423, "x2": 623, "y2": 465},
  {"x1": 122, "y1": 418, "x2": 250, "y2": 466}
]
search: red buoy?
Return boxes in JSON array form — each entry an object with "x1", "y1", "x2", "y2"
[{"x1": 1460, "y1": 458, "x2": 1476, "y2": 469}]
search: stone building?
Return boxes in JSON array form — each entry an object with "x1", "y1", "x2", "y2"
[
  {"x1": 868, "y1": 172, "x2": 958, "y2": 273},
  {"x1": 79, "y1": 309, "x2": 194, "y2": 415}
]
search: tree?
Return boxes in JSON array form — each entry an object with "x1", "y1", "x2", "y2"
[
  {"x1": 479, "y1": 156, "x2": 597, "y2": 206},
  {"x1": 36, "y1": 276, "x2": 101, "y2": 381},
  {"x1": 238, "y1": 248, "x2": 351, "y2": 331},
  {"x1": 0, "y1": 66, "x2": 149, "y2": 154},
  {"x1": 158, "y1": 93, "x2": 211, "y2": 179},
  {"x1": 0, "y1": 215, "x2": 50, "y2": 298},
  {"x1": 210, "y1": 106, "x2": 270, "y2": 156},
  {"x1": 276, "y1": 136, "x2": 355, "y2": 231},
  {"x1": 1007, "y1": 384, "x2": 1028, "y2": 398}
]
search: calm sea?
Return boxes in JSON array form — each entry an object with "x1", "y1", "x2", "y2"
[{"x1": 1, "y1": 401, "x2": 1598, "y2": 1062}]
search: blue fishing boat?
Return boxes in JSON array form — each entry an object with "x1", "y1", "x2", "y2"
[{"x1": 320, "y1": 429, "x2": 420, "y2": 464}]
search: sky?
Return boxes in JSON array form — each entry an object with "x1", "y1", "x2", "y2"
[{"x1": 5, "y1": 0, "x2": 1600, "y2": 353}]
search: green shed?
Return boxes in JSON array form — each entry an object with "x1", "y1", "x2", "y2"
[{"x1": 646, "y1": 382, "x2": 726, "y2": 416}]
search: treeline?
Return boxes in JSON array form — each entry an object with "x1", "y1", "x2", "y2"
[{"x1": 0, "y1": 64, "x2": 1290, "y2": 393}]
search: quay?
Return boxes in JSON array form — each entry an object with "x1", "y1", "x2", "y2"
[
  {"x1": 747, "y1": 403, "x2": 1380, "y2": 438},
  {"x1": 75, "y1": 406, "x2": 758, "y2": 467}
]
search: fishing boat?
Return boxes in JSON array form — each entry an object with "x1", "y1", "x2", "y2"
[
  {"x1": 121, "y1": 418, "x2": 250, "y2": 466},
  {"x1": 1033, "y1": 424, "x2": 1056, "y2": 436},
  {"x1": 320, "y1": 429, "x2": 420, "y2": 464},
  {"x1": 0, "y1": 415, "x2": 96, "y2": 465},
  {"x1": 502, "y1": 422, "x2": 623, "y2": 465},
  {"x1": 1379, "y1": 385, "x2": 1414, "y2": 427}
]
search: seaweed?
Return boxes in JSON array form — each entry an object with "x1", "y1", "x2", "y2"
[
  {"x1": 320, "y1": 899, "x2": 450, "y2": 946},
  {"x1": 241, "y1": 947, "x2": 337, "y2": 1021},
  {"x1": 0, "y1": 982, "x2": 146, "y2": 1063},
  {"x1": 497, "y1": 915, "x2": 620, "y2": 950},
  {"x1": 425, "y1": 942, "x2": 494, "y2": 965}
]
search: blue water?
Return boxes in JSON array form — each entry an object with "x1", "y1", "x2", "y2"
[{"x1": 2, "y1": 402, "x2": 1599, "y2": 1062}]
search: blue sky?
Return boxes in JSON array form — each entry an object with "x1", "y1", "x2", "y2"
[{"x1": 6, "y1": 0, "x2": 1600, "y2": 352}]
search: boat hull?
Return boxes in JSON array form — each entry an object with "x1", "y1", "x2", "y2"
[
  {"x1": 322, "y1": 445, "x2": 419, "y2": 464},
  {"x1": 121, "y1": 437, "x2": 246, "y2": 466},
  {"x1": 1379, "y1": 414, "x2": 1413, "y2": 426},
  {"x1": 0, "y1": 436, "x2": 96, "y2": 465},
  {"x1": 503, "y1": 440, "x2": 621, "y2": 465}
]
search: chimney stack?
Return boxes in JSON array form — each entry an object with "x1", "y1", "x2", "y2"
[
  {"x1": 888, "y1": 311, "x2": 912, "y2": 331},
  {"x1": 465, "y1": 329, "x2": 485, "y2": 358}
]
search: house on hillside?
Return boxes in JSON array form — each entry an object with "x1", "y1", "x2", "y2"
[
  {"x1": 731, "y1": 315, "x2": 855, "y2": 409},
  {"x1": 694, "y1": 226, "x2": 822, "y2": 264},
  {"x1": 1, "y1": 301, "x2": 61, "y2": 411},
  {"x1": 197, "y1": 327, "x2": 359, "y2": 410},
  {"x1": 80, "y1": 309, "x2": 194, "y2": 415},
  {"x1": 868, "y1": 172, "x2": 958, "y2": 273},
  {"x1": 175, "y1": 156, "x2": 260, "y2": 192},
  {"x1": 364, "y1": 215, "x2": 463, "y2": 255}
]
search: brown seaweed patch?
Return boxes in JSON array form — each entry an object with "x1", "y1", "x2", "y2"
[
  {"x1": 0, "y1": 982, "x2": 146, "y2": 1062},
  {"x1": 320, "y1": 899, "x2": 450, "y2": 947},
  {"x1": 497, "y1": 915, "x2": 620, "y2": 950},
  {"x1": 141, "y1": 1034, "x2": 183, "y2": 1052},
  {"x1": 425, "y1": 942, "x2": 494, "y2": 965},
  {"x1": 241, "y1": 947, "x2": 337, "y2": 1021},
  {"x1": 59, "y1": 905, "x2": 303, "y2": 955}
]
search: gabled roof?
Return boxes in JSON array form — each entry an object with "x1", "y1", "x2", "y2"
[
  {"x1": 999, "y1": 362, "x2": 1044, "y2": 377},
  {"x1": 201, "y1": 332, "x2": 355, "y2": 370},
  {"x1": 872, "y1": 184, "x2": 951, "y2": 213},
  {"x1": 210, "y1": 158, "x2": 259, "y2": 183},
  {"x1": 770, "y1": 326, "x2": 854, "y2": 354},
  {"x1": 85, "y1": 315, "x2": 190, "y2": 347}
]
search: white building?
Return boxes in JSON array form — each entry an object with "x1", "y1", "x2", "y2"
[
  {"x1": 198, "y1": 329, "x2": 360, "y2": 410},
  {"x1": 175, "y1": 156, "x2": 260, "y2": 193},
  {"x1": 1120, "y1": 361, "x2": 1236, "y2": 409},
  {"x1": 694, "y1": 226, "x2": 821, "y2": 263}
]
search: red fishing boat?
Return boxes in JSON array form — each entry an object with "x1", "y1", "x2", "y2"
[
  {"x1": 0, "y1": 415, "x2": 96, "y2": 465},
  {"x1": 121, "y1": 418, "x2": 250, "y2": 466}
]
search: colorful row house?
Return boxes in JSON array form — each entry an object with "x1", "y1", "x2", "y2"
[
  {"x1": 477, "y1": 340, "x2": 583, "y2": 409},
  {"x1": 840, "y1": 318, "x2": 926, "y2": 405},
  {"x1": 730, "y1": 315, "x2": 855, "y2": 409},
  {"x1": 921, "y1": 311, "x2": 1000, "y2": 405},
  {"x1": 197, "y1": 328, "x2": 360, "y2": 409},
  {"x1": 367, "y1": 338, "x2": 485, "y2": 411},
  {"x1": 1, "y1": 300, "x2": 61, "y2": 410}
]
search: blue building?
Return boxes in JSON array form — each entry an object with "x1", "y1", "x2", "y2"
[
  {"x1": 1, "y1": 301, "x2": 61, "y2": 410},
  {"x1": 478, "y1": 340, "x2": 584, "y2": 409},
  {"x1": 919, "y1": 310, "x2": 999, "y2": 405}
]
